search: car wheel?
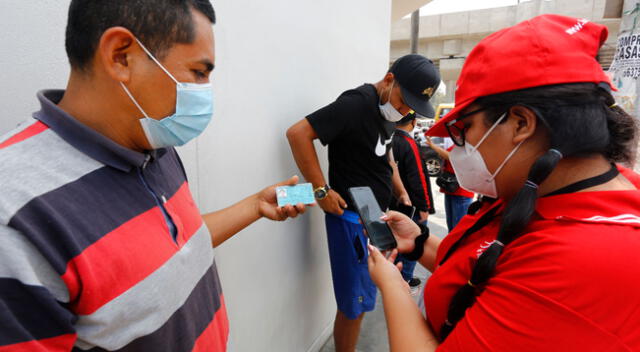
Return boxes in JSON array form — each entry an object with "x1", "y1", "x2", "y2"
[{"x1": 425, "y1": 157, "x2": 442, "y2": 177}]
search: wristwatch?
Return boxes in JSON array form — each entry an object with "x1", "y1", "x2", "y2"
[{"x1": 314, "y1": 184, "x2": 331, "y2": 200}]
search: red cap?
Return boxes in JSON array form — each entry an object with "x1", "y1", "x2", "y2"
[{"x1": 428, "y1": 14, "x2": 613, "y2": 137}]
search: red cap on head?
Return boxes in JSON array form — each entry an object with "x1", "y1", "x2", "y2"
[{"x1": 428, "y1": 14, "x2": 613, "y2": 137}]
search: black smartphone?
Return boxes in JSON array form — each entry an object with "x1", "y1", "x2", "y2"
[
  {"x1": 395, "y1": 203, "x2": 416, "y2": 219},
  {"x1": 348, "y1": 186, "x2": 397, "y2": 251}
]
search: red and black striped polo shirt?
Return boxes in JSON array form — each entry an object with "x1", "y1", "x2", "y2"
[{"x1": 0, "y1": 90, "x2": 229, "y2": 351}]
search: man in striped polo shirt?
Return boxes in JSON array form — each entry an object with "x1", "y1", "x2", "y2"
[{"x1": 0, "y1": 1, "x2": 307, "y2": 351}]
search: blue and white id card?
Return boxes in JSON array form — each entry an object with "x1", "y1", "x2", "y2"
[{"x1": 276, "y1": 183, "x2": 315, "y2": 207}]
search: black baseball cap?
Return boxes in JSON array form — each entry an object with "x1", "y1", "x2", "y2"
[{"x1": 389, "y1": 54, "x2": 441, "y2": 118}]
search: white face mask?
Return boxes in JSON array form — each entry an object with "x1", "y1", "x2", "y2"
[
  {"x1": 378, "y1": 81, "x2": 404, "y2": 122},
  {"x1": 449, "y1": 113, "x2": 524, "y2": 198}
]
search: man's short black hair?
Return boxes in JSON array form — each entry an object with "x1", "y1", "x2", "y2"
[{"x1": 65, "y1": 0, "x2": 216, "y2": 71}]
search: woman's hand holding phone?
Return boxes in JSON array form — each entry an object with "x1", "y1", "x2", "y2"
[
  {"x1": 380, "y1": 211, "x2": 422, "y2": 254},
  {"x1": 367, "y1": 245, "x2": 409, "y2": 293}
]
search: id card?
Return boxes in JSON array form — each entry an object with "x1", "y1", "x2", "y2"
[{"x1": 276, "y1": 183, "x2": 315, "y2": 207}]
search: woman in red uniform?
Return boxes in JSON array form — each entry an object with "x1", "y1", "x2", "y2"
[{"x1": 367, "y1": 14, "x2": 640, "y2": 351}]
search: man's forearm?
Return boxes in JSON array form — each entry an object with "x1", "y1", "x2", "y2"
[
  {"x1": 202, "y1": 193, "x2": 261, "y2": 247},
  {"x1": 291, "y1": 140, "x2": 325, "y2": 187},
  {"x1": 286, "y1": 120, "x2": 325, "y2": 187},
  {"x1": 429, "y1": 142, "x2": 449, "y2": 160}
]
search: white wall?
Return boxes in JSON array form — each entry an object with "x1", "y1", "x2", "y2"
[
  {"x1": 200, "y1": 2, "x2": 391, "y2": 350},
  {"x1": 0, "y1": 1, "x2": 391, "y2": 351},
  {"x1": 0, "y1": 1, "x2": 70, "y2": 130}
]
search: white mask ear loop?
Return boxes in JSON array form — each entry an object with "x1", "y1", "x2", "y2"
[
  {"x1": 470, "y1": 111, "x2": 525, "y2": 182},
  {"x1": 471, "y1": 112, "x2": 507, "y2": 152},
  {"x1": 380, "y1": 81, "x2": 395, "y2": 105},
  {"x1": 134, "y1": 37, "x2": 181, "y2": 86},
  {"x1": 487, "y1": 139, "x2": 525, "y2": 182},
  {"x1": 120, "y1": 82, "x2": 150, "y2": 118}
]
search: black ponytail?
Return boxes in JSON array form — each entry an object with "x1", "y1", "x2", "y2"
[
  {"x1": 439, "y1": 83, "x2": 637, "y2": 340},
  {"x1": 601, "y1": 101, "x2": 638, "y2": 164}
]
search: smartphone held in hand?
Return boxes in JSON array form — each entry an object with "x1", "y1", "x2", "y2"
[
  {"x1": 348, "y1": 186, "x2": 397, "y2": 251},
  {"x1": 395, "y1": 203, "x2": 416, "y2": 219}
]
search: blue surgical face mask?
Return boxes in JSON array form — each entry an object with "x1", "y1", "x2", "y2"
[{"x1": 120, "y1": 38, "x2": 213, "y2": 149}]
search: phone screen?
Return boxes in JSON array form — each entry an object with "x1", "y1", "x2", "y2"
[{"x1": 348, "y1": 187, "x2": 397, "y2": 251}]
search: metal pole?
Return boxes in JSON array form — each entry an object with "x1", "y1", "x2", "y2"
[{"x1": 410, "y1": 10, "x2": 419, "y2": 54}]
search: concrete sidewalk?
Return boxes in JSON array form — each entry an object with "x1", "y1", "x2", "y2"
[{"x1": 320, "y1": 178, "x2": 450, "y2": 352}]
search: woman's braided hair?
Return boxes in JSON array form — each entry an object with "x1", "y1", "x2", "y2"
[{"x1": 439, "y1": 82, "x2": 637, "y2": 340}]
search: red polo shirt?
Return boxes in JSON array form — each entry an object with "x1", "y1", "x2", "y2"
[{"x1": 425, "y1": 166, "x2": 640, "y2": 351}]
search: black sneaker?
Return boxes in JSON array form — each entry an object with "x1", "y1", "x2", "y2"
[{"x1": 408, "y1": 277, "x2": 422, "y2": 287}]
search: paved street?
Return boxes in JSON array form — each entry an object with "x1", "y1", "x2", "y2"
[{"x1": 320, "y1": 178, "x2": 449, "y2": 352}]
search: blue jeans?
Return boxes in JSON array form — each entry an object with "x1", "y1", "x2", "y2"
[
  {"x1": 444, "y1": 194, "x2": 473, "y2": 231},
  {"x1": 398, "y1": 253, "x2": 418, "y2": 281}
]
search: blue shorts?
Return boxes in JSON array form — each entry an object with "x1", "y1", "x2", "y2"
[{"x1": 325, "y1": 210, "x2": 377, "y2": 320}]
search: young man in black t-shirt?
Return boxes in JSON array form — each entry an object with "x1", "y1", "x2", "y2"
[{"x1": 286, "y1": 54, "x2": 440, "y2": 351}]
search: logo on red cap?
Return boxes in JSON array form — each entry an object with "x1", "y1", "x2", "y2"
[{"x1": 566, "y1": 18, "x2": 589, "y2": 35}]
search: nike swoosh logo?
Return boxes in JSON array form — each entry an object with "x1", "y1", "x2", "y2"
[{"x1": 375, "y1": 134, "x2": 393, "y2": 157}]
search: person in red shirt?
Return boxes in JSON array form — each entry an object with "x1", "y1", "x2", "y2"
[
  {"x1": 366, "y1": 14, "x2": 640, "y2": 351},
  {"x1": 426, "y1": 138, "x2": 475, "y2": 231}
]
